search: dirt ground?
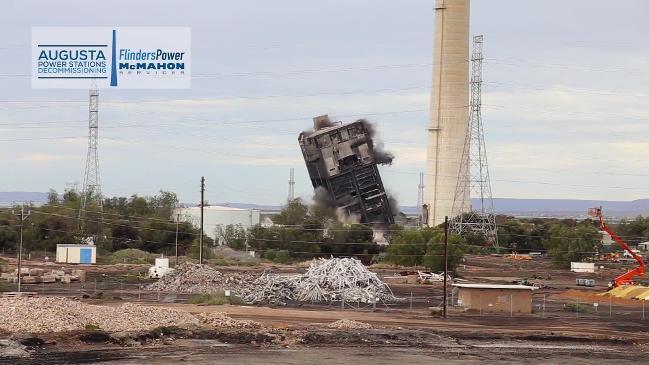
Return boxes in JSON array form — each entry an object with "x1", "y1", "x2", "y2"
[{"x1": 2, "y1": 254, "x2": 649, "y2": 364}]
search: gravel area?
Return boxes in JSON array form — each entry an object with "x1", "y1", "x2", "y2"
[{"x1": 0, "y1": 297, "x2": 199, "y2": 333}]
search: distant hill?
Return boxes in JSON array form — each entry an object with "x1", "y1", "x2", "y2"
[
  {"x1": 3, "y1": 192, "x2": 649, "y2": 218},
  {"x1": 0, "y1": 192, "x2": 48, "y2": 206}
]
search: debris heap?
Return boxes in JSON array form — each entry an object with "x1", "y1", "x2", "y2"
[
  {"x1": 327, "y1": 319, "x2": 372, "y2": 330},
  {"x1": 239, "y1": 258, "x2": 397, "y2": 305},
  {"x1": 197, "y1": 312, "x2": 261, "y2": 329},
  {"x1": 148, "y1": 258, "x2": 397, "y2": 306},
  {"x1": 294, "y1": 257, "x2": 395, "y2": 303},
  {"x1": 0, "y1": 297, "x2": 199, "y2": 333},
  {"x1": 147, "y1": 262, "x2": 242, "y2": 293}
]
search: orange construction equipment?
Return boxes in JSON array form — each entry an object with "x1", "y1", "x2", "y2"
[{"x1": 588, "y1": 206, "x2": 645, "y2": 286}]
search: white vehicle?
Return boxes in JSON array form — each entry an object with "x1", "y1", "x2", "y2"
[{"x1": 623, "y1": 249, "x2": 642, "y2": 259}]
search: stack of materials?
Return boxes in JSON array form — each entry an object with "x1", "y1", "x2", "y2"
[
  {"x1": 147, "y1": 262, "x2": 244, "y2": 293},
  {"x1": 599, "y1": 285, "x2": 649, "y2": 300},
  {"x1": 0, "y1": 268, "x2": 86, "y2": 284}
]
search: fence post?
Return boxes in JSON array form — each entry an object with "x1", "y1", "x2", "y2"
[
  {"x1": 94, "y1": 278, "x2": 97, "y2": 294},
  {"x1": 609, "y1": 296, "x2": 612, "y2": 318},
  {"x1": 479, "y1": 293, "x2": 482, "y2": 316},
  {"x1": 409, "y1": 291, "x2": 413, "y2": 311},
  {"x1": 576, "y1": 298, "x2": 579, "y2": 319},
  {"x1": 341, "y1": 294, "x2": 345, "y2": 310},
  {"x1": 542, "y1": 295, "x2": 546, "y2": 318},
  {"x1": 510, "y1": 294, "x2": 513, "y2": 317},
  {"x1": 643, "y1": 301, "x2": 645, "y2": 320},
  {"x1": 138, "y1": 285, "x2": 141, "y2": 301}
]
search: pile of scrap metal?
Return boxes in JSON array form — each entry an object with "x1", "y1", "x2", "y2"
[
  {"x1": 298, "y1": 115, "x2": 394, "y2": 225},
  {"x1": 398, "y1": 270, "x2": 452, "y2": 284},
  {"x1": 240, "y1": 257, "x2": 398, "y2": 305}
]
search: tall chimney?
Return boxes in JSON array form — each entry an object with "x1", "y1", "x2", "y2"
[{"x1": 424, "y1": 0, "x2": 470, "y2": 226}]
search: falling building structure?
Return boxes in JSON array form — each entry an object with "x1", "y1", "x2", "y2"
[{"x1": 298, "y1": 115, "x2": 394, "y2": 225}]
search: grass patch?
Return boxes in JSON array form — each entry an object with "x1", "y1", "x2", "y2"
[
  {"x1": 188, "y1": 293, "x2": 245, "y2": 306},
  {"x1": 110, "y1": 249, "x2": 157, "y2": 264},
  {"x1": 0, "y1": 280, "x2": 8, "y2": 292},
  {"x1": 563, "y1": 302, "x2": 588, "y2": 313},
  {"x1": 85, "y1": 324, "x2": 100, "y2": 330}
]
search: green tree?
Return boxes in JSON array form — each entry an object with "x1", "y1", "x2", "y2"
[
  {"x1": 384, "y1": 227, "x2": 440, "y2": 266},
  {"x1": 543, "y1": 223, "x2": 600, "y2": 268},
  {"x1": 422, "y1": 232, "x2": 465, "y2": 272}
]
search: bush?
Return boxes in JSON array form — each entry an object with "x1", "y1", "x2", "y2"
[
  {"x1": 264, "y1": 249, "x2": 291, "y2": 264},
  {"x1": 188, "y1": 293, "x2": 244, "y2": 305},
  {"x1": 563, "y1": 302, "x2": 588, "y2": 313},
  {"x1": 110, "y1": 249, "x2": 157, "y2": 264}
]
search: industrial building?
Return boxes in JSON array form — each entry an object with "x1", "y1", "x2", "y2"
[
  {"x1": 298, "y1": 115, "x2": 394, "y2": 225},
  {"x1": 174, "y1": 205, "x2": 261, "y2": 239},
  {"x1": 424, "y1": 0, "x2": 471, "y2": 226},
  {"x1": 56, "y1": 244, "x2": 96, "y2": 264},
  {"x1": 453, "y1": 283, "x2": 537, "y2": 314}
]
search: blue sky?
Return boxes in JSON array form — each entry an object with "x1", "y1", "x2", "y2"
[{"x1": 1, "y1": 0, "x2": 648, "y2": 206}]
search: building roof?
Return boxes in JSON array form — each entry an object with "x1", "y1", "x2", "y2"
[
  {"x1": 56, "y1": 244, "x2": 96, "y2": 248},
  {"x1": 452, "y1": 283, "x2": 538, "y2": 290}
]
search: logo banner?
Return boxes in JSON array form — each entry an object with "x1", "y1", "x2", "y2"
[{"x1": 32, "y1": 27, "x2": 191, "y2": 89}]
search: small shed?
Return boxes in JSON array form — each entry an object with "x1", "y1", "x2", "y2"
[
  {"x1": 453, "y1": 283, "x2": 538, "y2": 314},
  {"x1": 56, "y1": 244, "x2": 96, "y2": 264},
  {"x1": 638, "y1": 242, "x2": 649, "y2": 252}
]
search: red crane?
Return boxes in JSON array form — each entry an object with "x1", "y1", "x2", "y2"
[{"x1": 588, "y1": 207, "x2": 645, "y2": 287}]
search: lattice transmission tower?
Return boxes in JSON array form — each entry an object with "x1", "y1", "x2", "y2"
[
  {"x1": 449, "y1": 35, "x2": 498, "y2": 246},
  {"x1": 79, "y1": 87, "x2": 103, "y2": 237}
]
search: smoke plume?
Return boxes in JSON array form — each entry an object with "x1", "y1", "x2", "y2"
[{"x1": 358, "y1": 119, "x2": 394, "y2": 165}]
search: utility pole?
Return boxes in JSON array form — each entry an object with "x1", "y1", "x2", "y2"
[
  {"x1": 199, "y1": 176, "x2": 205, "y2": 264},
  {"x1": 443, "y1": 215, "x2": 448, "y2": 318},
  {"x1": 174, "y1": 213, "x2": 180, "y2": 266},
  {"x1": 13, "y1": 204, "x2": 31, "y2": 293},
  {"x1": 417, "y1": 172, "x2": 424, "y2": 227}
]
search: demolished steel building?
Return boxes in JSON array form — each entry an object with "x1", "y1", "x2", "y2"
[{"x1": 298, "y1": 115, "x2": 394, "y2": 225}]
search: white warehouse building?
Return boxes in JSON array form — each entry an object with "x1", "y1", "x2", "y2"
[{"x1": 173, "y1": 205, "x2": 261, "y2": 239}]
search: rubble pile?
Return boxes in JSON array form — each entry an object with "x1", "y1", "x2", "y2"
[
  {"x1": 0, "y1": 297, "x2": 198, "y2": 333},
  {"x1": 147, "y1": 262, "x2": 243, "y2": 293},
  {"x1": 240, "y1": 258, "x2": 397, "y2": 305},
  {"x1": 294, "y1": 258, "x2": 396, "y2": 303},
  {"x1": 238, "y1": 272, "x2": 298, "y2": 305},
  {"x1": 147, "y1": 258, "x2": 397, "y2": 306},
  {"x1": 326, "y1": 319, "x2": 372, "y2": 330},
  {"x1": 197, "y1": 312, "x2": 261, "y2": 329}
]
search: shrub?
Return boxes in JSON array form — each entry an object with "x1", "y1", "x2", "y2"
[
  {"x1": 110, "y1": 249, "x2": 157, "y2": 264},
  {"x1": 188, "y1": 293, "x2": 244, "y2": 305}
]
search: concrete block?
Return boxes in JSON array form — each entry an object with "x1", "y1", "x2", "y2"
[
  {"x1": 28, "y1": 268, "x2": 44, "y2": 277},
  {"x1": 69, "y1": 275, "x2": 79, "y2": 282},
  {"x1": 41, "y1": 275, "x2": 56, "y2": 283},
  {"x1": 13, "y1": 268, "x2": 30, "y2": 277},
  {"x1": 406, "y1": 274, "x2": 419, "y2": 284},
  {"x1": 61, "y1": 275, "x2": 71, "y2": 284},
  {"x1": 51, "y1": 270, "x2": 65, "y2": 278},
  {"x1": 21, "y1": 276, "x2": 42, "y2": 284},
  {"x1": 0, "y1": 273, "x2": 14, "y2": 281},
  {"x1": 71, "y1": 269, "x2": 86, "y2": 282}
]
